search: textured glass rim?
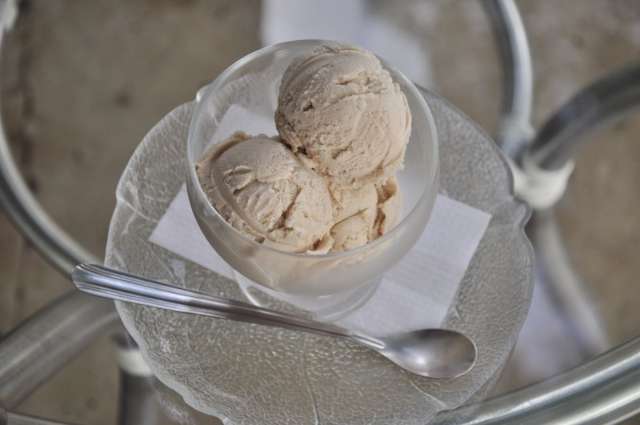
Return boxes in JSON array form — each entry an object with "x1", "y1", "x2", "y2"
[{"x1": 187, "y1": 39, "x2": 439, "y2": 260}]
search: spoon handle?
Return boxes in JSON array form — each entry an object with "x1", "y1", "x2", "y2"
[{"x1": 72, "y1": 264, "x2": 382, "y2": 348}]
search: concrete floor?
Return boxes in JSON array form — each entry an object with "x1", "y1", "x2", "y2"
[{"x1": 0, "y1": 1, "x2": 639, "y2": 424}]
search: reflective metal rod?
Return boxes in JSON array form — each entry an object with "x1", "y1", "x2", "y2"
[
  {"x1": 0, "y1": 291, "x2": 119, "y2": 409},
  {"x1": 0, "y1": 11, "x2": 119, "y2": 410},
  {"x1": 528, "y1": 63, "x2": 640, "y2": 171},
  {"x1": 530, "y1": 211, "x2": 610, "y2": 355},
  {"x1": 483, "y1": 0, "x2": 534, "y2": 158},
  {"x1": 433, "y1": 335, "x2": 640, "y2": 424},
  {"x1": 0, "y1": 15, "x2": 97, "y2": 275},
  {"x1": 0, "y1": 125, "x2": 97, "y2": 274}
]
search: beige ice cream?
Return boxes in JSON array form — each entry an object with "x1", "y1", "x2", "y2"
[
  {"x1": 196, "y1": 132, "x2": 402, "y2": 254},
  {"x1": 374, "y1": 177, "x2": 402, "y2": 236},
  {"x1": 328, "y1": 178, "x2": 401, "y2": 252},
  {"x1": 197, "y1": 44, "x2": 409, "y2": 256},
  {"x1": 275, "y1": 43, "x2": 411, "y2": 187},
  {"x1": 329, "y1": 184, "x2": 378, "y2": 252},
  {"x1": 196, "y1": 132, "x2": 334, "y2": 253}
]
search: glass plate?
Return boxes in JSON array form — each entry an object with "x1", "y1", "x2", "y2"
[{"x1": 106, "y1": 88, "x2": 533, "y2": 425}]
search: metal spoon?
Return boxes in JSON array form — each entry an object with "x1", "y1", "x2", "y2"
[{"x1": 72, "y1": 264, "x2": 477, "y2": 379}]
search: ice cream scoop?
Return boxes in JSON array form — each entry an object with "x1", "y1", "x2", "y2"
[
  {"x1": 275, "y1": 43, "x2": 411, "y2": 187},
  {"x1": 195, "y1": 132, "x2": 334, "y2": 253}
]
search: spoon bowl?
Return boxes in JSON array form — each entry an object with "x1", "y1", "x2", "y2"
[
  {"x1": 72, "y1": 263, "x2": 477, "y2": 379},
  {"x1": 379, "y1": 329, "x2": 477, "y2": 379}
]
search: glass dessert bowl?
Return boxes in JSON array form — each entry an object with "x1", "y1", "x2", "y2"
[{"x1": 187, "y1": 40, "x2": 438, "y2": 319}]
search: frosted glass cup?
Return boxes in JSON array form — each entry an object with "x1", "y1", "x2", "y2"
[{"x1": 187, "y1": 40, "x2": 439, "y2": 320}]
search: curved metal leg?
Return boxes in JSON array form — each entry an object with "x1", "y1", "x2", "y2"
[
  {"x1": 483, "y1": 0, "x2": 534, "y2": 159},
  {"x1": 529, "y1": 211, "x2": 610, "y2": 355},
  {"x1": 0, "y1": 113, "x2": 97, "y2": 275},
  {"x1": 0, "y1": 6, "x2": 148, "y2": 425},
  {"x1": 0, "y1": 0, "x2": 96, "y2": 275},
  {"x1": 527, "y1": 63, "x2": 640, "y2": 171},
  {"x1": 0, "y1": 9, "x2": 124, "y2": 419},
  {"x1": 0, "y1": 291, "x2": 120, "y2": 409},
  {"x1": 434, "y1": 335, "x2": 640, "y2": 424}
]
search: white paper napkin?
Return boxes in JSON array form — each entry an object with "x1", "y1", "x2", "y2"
[{"x1": 150, "y1": 186, "x2": 491, "y2": 335}]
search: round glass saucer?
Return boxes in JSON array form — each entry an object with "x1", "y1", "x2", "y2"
[{"x1": 106, "y1": 88, "x2": 533, "y2": 425}]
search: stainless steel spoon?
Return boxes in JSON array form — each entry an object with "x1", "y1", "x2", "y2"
[{"x1": 72, "y1": 263, "x2": 477, "y2": 379}]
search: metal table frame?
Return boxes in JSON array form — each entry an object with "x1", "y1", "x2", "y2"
[{"x1": 1, "y1": 1, "x2": 640, "y2": 424}]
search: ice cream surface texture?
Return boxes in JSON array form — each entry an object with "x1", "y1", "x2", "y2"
[
  {"x1": 196, "y1": 132, "x2": 334, "y2": 253},
  {"x1": 196, "y1": 43, "x2": 411, "y2": 254},
  {"x1": 196, "y1": 132, "x2": 402, "y2": 254},
  {"x1": 275, "y1": 44, "x2": 411, "y2": 187},
  {"x1": 329, "y1": 179, "x2": 401, "y2": 252}
]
